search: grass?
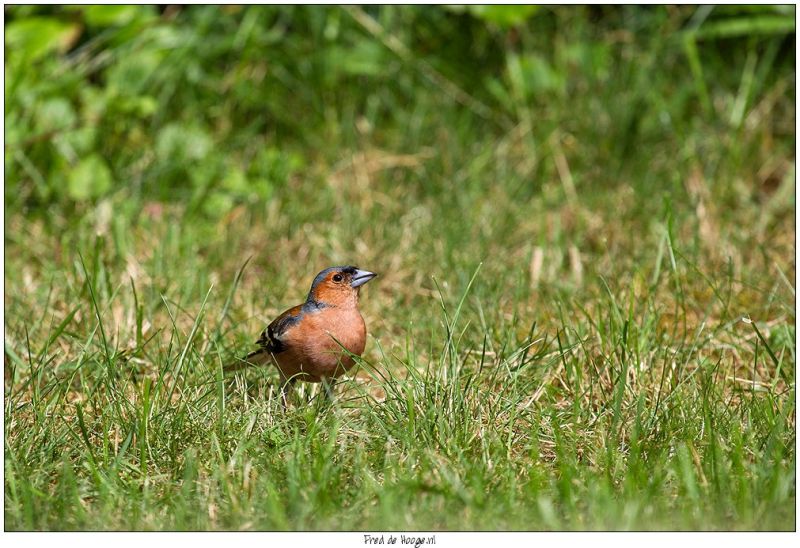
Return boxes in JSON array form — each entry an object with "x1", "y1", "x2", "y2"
[{"x1": 3, "y1": 5, "x2": 796, "y2": 531}]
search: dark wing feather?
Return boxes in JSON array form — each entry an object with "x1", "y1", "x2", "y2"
[
  {"x1": 256, "y1": 304, "x2": 303, "y2": 354},
  {"x1": 224, "y1": 304, "x2": 304, "y2": 374}
]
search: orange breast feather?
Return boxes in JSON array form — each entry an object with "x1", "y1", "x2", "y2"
[{"x1": 272, "y1": 307, "x2": 366, "y2": 382}]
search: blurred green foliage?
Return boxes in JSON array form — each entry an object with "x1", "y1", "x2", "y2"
[{"x1": 4, "y1": 5, "x2": 795, "y2": 216}]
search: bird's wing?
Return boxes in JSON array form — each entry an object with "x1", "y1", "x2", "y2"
[
  {"x1": 256, "y1": 304, "x2": 304, "y2": 354},
  {"x1": 223, "y1": 304, "x2": 305, "y2": 373}
]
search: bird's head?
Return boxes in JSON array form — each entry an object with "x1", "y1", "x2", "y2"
[{"x1": 306, "y1": 265, "x2": 377, "y2": 308}]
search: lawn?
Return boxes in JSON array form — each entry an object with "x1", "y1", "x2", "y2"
[{"x1": 3, "y1": 5, "x2": 796, "y2": 530}]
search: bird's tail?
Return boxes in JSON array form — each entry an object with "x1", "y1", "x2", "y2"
[{"x1": 223, "y1": 349, "x2": 271, "y2": 374}]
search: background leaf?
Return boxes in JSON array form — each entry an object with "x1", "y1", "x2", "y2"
[{"x1": 67, "y1": 154, "x2": 113, "y2": 201}]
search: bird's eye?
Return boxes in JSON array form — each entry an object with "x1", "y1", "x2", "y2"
[{"x1": 332, "y1": 274, "x2": 343, "y2": 283}]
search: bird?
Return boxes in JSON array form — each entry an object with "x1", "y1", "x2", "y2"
[{"x1": 226, "y1": 265, "x2": 377, "y2": 404}]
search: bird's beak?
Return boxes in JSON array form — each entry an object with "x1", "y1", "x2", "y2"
[{"x1": 351, "y1": 269, "x2": 377, "y2": 288}]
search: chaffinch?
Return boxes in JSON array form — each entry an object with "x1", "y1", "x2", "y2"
[{"x1": 227, "y1": 265, "x2": 377, "y2": 402}]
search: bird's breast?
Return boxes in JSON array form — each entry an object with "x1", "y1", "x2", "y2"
[
  {"x1": 281, "y1": 306, "x2": 366, "y2": 378},
  {"x1": 313, "y1": 307, "x2": 367, "y2": 355}
]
